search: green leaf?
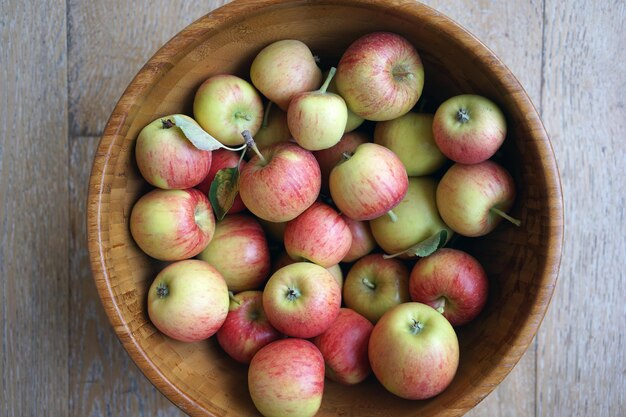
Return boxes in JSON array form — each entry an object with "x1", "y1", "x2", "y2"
[
  {"x1": 209, "y1": 167, "x2": 240, "y2": 221},
  {"x1": 172, "y1": 115, "x2": 244, "y2": 152},
  {"x1": 383, "y1": 230, "x2": 448, "y2": 259}
]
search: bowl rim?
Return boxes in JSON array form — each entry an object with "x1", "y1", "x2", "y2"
[{"x1": 87, "y1": 0, "x2": 564, "y2": 416}]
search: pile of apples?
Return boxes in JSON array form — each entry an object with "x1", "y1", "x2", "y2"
[{"x1": 129, "y1": 31, "x2": 520, "y2": 417}]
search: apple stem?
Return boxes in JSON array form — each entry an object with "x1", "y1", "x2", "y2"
[
  {"x1": 341, "y1": 151, "x2": 353, "y2": 161},
  {"x1": 361, "y1": 277, "x2": 376, "y2": 290},
  {"x1": 262, "y1": 101, "x2": 273, "y2": 128},
  {"x1": 228, "y1": 291, "x2": 241, "y2": 305},
  {"x1": 156, "y1": 282, "x2": 169, "y2": 298},
  {"x1": 387, "y1": 209, "x2": 398, "y2": 223},
  {"x1": 490, "y1": 207, "x2": 522, "y2": 226},
  {"x1": 161, "y1": 119, "x2": 175, "y2": 129},
  {"x1": 319, "y1": 67, "x2": 336, "y2": 94},
  {"x1": 434, "y1": 297, "x2": 446, "y2": 314},
  {"x1": 456, "y1": 108, "x2": 470, "y2": 124},
  {"x1": 234, "y1": 111, "x2": 252, "y2": 121},
  {"x1": 409, "y1": 319, "x2": 424, "y2": 335},
  {"x1": 241, "y1": 130, "x2": 266, "y2": 164}
]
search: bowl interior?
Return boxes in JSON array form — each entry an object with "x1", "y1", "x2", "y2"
[{"x1": 88, "y1": 1, "x2": 562, "y2": 416}]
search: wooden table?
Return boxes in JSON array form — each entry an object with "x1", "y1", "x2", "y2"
[{"x1": 1, "y1": 0, "x2": 623, "y2": 415}]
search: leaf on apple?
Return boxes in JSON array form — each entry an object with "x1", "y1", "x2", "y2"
[
  {"x1": 209, "y1": 167, "x2": 240, "y2": 221},
  {"x1": 383, "y1": 230, "x2": 448, "y2": 259},
  {"x1": 172, "y1": 115, "x2": 246, "y2": 152}
]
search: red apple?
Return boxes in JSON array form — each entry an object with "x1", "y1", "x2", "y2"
[
  {"x1": 195, "y1": 148, "x2": 246, "y2": 213},
  {"x1": 312, "y1": 308, "x2": 373, "y2": 385},
  {"x1": 369, "y1": 302, "x2": 459, "y2": 400},
  {"x1": 130, "y1": 188, "x2": 215, "y2": 261},
  {"x1": 272, "y1": 252, "x2": 344, "y2": 289},
  {"x1": 135, "y1": 115, "x2": 212, "y2": 189},
  {"x1": 239, "y1": 142, "x2": 321, "y2": 222},
  {"x1": 343, "y1": 254, "x2": 410, "y2": 323},
  {"x1": 216, "y1": 290, "x2": 282, "y2": 364},
  {"x1": 433, "y1": 94, "x2": 507, "y2": 164},
  {"x1": 284, "y1": 202, "x2": 352, "y2": 268},
  {"x1": 197, "y1": 214, "x2": 270, "y2": 292},
  {"x1": 436, "y1": 161, "x2": 518, "y2": 237},
  {"x1": 341, "y1": 215, "x2": 376, "y2": 263},
  {"x1": 263, "y1": 262, "x2": 341, "y2": 338},
  {"x1": 336, "y1": 32, "x2": 424, "y2": 121},
  {"x1": 248, "y1": 339, "x2": 324, "y2": 417},
  {"x1": 147, "y1": 260, "x2": 229, "y2": 342},
  {"x1": 409, "y1": 248, "x2": 488, "y2": 326},
  {"x1": 313, "y1": 131, "x2": 369, "y2": 193},
  {"x1": 250, "y1": 39, "x2": 322, "y2": 111}
]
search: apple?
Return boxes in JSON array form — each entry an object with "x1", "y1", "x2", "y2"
[
  {"x1": 335, "y1": 32, "x2": 424, "y2": 121},
  {"x1": 135, "y1": 115, "x2": 212, "y2": 189},
  {"x1": 216, "y1": 290, "x2": 282, "y2": 364},
  {"x1": 329, "y1": 143, "x2": 408, "y2": 221},
  {"x1": 250, "y1": 39, "x2": 322, "y2": 111},
  {"x1": 341, "y1": 215, "x2": 376, "y2": 263},
  {"x1": 195, "y1": 148, "x2": 246, "y2": 214},
  {"x1": 368, "y1": 302, "x2": 459, "y2": 400},
  {"x1": 374, "y1": 112, "x2": 447, "y2": 176},
  {"x1": 253, "y1": 102, "x2": 292, "y2": 151},
  {"x1": 248, "y1": 338, "x2": 324, "y2": 417},
  {"x1": 147, "y1": 259, "x2": 229, "y2": 342},
  {"x1": 130, "y1": 188, "x2": 215, "y2": 261},
  {"x1": 263, "y1": 262, "x2": 341, "y2": 338},
  {"x1": 257, "y1": 218, "x2": 287, "y2": 243},
  {"x1": 288, "y1": 67, "x2": 348, "y2": 151},
  {"x1": 312, "y1": 131, "x2": 369, "y2": 193},
  {"x1": 239, "y1": 142, "x2": 321, "y2": 222},
  {"x1": 436, "y1": 161, "x2": 519, "y2": 237},
  {"x1": 284, "y1": 202, "x2": 352, "y2": 268},
  {"x1": 370, "y1": 177, "x2": 452, "y2": 256},
  {"x1": 197, "y1": 214, "x2": 271, "y2": 292},
  {"x1": 193, "y1": 74, "x2": 264, "y2": 146},
  {"x1": 312, "y1": 308, "x2": 373, "y2": 385},
  {"x1": 409, "y1": 248, "x2": 488, "y2": 326},
  {"x1": 433, "y1": 94, "x2": 507, "y2": 164},
  {"x1": 272, "y1": 251, "x2": 344, "y2": 288},
  {"x1": 325, "y1": 69, "x2": 364, "y2": 132},
  {"x1": 342, "y1": 254, "x2": 410, "y2": 323}
]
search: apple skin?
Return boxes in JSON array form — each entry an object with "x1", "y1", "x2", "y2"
[
  {"x1": 130, "y1": 188, "x2": 215, "y2": 261},
  {"x1": 329, "y1": 143, "x2": 409, "y2": 221},
  {"x1": 370, "y1": 177, "x2": 452, "y2": 256},
  {"x1": 263, "y1": 262, "x2": 341, "y2": 338},
  {"x1": 433, "y1": 94, "x2": 507, "y2": 164},
  {"x1": 288, "y1": 88, "x2": 348, "y2": 151},
  {"x1": 436, "y1": 161, "x2": 516, "y2": 237},
  {"x1": 343, "y1": 254, "x2": 410, "y2": 323},
  {"x1": 135, "y1": 115, "x2": 212, "y2": 190},
  {"x1": 253, "y1": 104, "x2": 293, "y2": 151},
  {"x1": 147, "y1": 259, "x2": 229, "y2": 342},
  {"x1": 239, "y1": 142, "x2": 321, "y2": 223},
  {"x1": 336, "y1": 32, "x2": 424, "y2": 121},
  {"x1": 312, "y1": 308, "x2": 373, "y2": 385},
  {"x1": 284, "y1": 202, "x2": 352, "y2": 268},
  {"x1": 248, "y1": 338, "x2": 324, "y2": 417},
  {"x1": 193, "y1": 74, "x2": 264, "y2": 146},
  {"x1": 197, "y1": 214, "x2": 271, "y2": 292},
  {"x1": 341, "y1": 215, "x2": 376, "y2": 263},
  {"x1": 257, "y1": 218, "x2": 287, "y2": 243},
  {"x1": 326, "y1": 70, "x2": 364, "y2": 132},
  {"x1": 272, "y1": 251, "x2": 344, "y2": 289},
  {"x1": 250, "y1": 39, "x2": 322, "y2": 111},
  {"x1": 409, "y1": 248, "x2": 488, "y2": 326},
  {"x1": 374, "y1": 112, "x2": 447, "y2": 176},
  {"x1": 369, "y1": 302, "x2": 459, "y2": 400},
  {"x1": 313, "y1": 131, "x2": 369, "y2": 193},
  {"x1": 195, "y1": 149, "x2": 246, "y2": 214},
  {"x1": 216, "y1": 290, "x2": 282, "y2": 364}
]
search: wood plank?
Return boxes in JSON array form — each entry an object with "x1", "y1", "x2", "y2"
[
  {"x1": 420, "y1": 1, "x2": 544, "y2": 416},
  {"x1": 536, "y1": 1, "x2": 626, "y2": 416},
  {"x1": 0, "y1": 0, "x2": 69, "y2": 415},
  {"x1": 70, "y1": 136, "x2": 184, "y2": 416},
  {"x1": 67, "y1": 0, "x2": 229, "y2": 137}
]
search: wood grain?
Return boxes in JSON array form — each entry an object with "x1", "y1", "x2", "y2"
[
  {"x1": 0, "y1": 0, "x2": 70, "y2": 415},
  {"x1": 536, "y1": 1, "x2": 626, "y2": 416}
]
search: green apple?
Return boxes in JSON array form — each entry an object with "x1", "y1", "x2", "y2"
[
  {"x1": 326, "y1": 69, "x2": 364, "y2": 132},
  {"x1": 252, "y1": 102, "x2": 292, "y2": 152},
  {"x1": 374, "y1": 112, "x2": 447, "y2": 176}
]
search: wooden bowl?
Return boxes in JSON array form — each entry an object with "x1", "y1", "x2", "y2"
[{"x1": 87, "y1": 0, "x2": 563, "y2": 415}]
